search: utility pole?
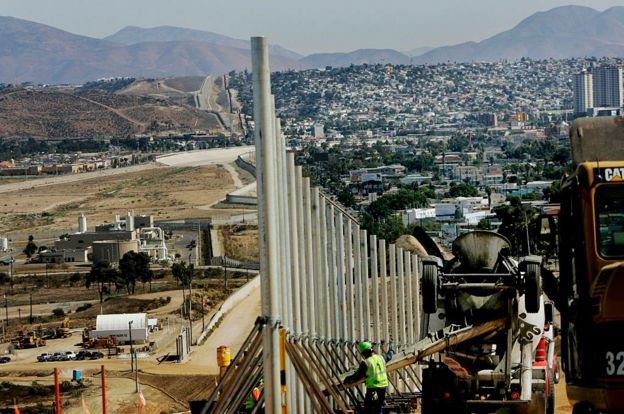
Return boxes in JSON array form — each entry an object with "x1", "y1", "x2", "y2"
[
  {"x1": 29, "y1": 293, "x2": 33, "y2": 324},
  {"x1": 201, "y1": 293, "x2": 205, "y2": 332},
  {"x1": 4, "y1": 293, "x2": 7, "y2": 328},
  {"x1": 8, "y1": 256, "x2": 13, "y2": 294},
  {"x1": 223, "y1": 256, "x2": 228, "y2": 292},
  {"x1": 128, "y1": 320, "x2": 134, "y2": 373}
]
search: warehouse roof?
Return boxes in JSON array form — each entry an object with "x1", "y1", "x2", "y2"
[{"x1": 95, "y1": 313, "x2": 147, "y2": 331}]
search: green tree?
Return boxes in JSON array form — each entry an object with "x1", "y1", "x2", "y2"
[
  {"x1": 69, "y1": 272, "x2": 81, "y2": 287},
  {"x1": 447, "y1": 182, "x2": 479, "y2": 198},
  {"x1": 119, "y1": 251, "x2": 152, "y2": 294},
  {"x1": 86, "y1": 261, "x2": 118, "y2": 305},
  {"x1": 171, "y1": 261, "x2": 194, "y2": 314},
  {"x1": 493, "y1": 197, "x2": 538, "y2": 256},
  {"x1": 23, "y1": 235, "x2": 37, "y2": 258}
]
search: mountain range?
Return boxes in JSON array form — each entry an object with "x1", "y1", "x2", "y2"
[{"x1": 3, "y1": 5, "x2": 624, "y2": 84}]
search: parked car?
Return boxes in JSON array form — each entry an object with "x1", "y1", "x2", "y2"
[
  {"x1": 76, "y1": 351, "x2": 92, "y2": 360},
  {"x1": 65, "y1": 351, "x2": 77, "y2": 360},
  {"x1": 37, "y1": 352, "x2": 52, "y2": 362},
  {"x1": 90, "y1": 351, "x2": 104, "y2": 360},
  {"x1": 0, "y1": 356, "x2": 10, "y2": 363},
  {"x1": 50, "y1": 352, "x2": 67, "y2": 362}
]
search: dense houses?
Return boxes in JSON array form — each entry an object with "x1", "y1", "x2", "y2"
[
  {"x1": 0, "y1": 153, "x2": 153, "y2": 176},
  {"x1": 228, "y1": 58, "x2": 592, "y2": 243},
  {"x1": 229, "y1": 58, "x2": 603, "y2": 139}
]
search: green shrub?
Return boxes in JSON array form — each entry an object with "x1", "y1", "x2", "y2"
[
  {"x1": 59, "y1": 380, "x2": 72, "y2": 392},
  {"x1": 75, "y1": 303, "x2": 92, "y2": 313}
]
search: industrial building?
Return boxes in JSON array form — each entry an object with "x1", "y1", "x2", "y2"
[
  {"x1": 47, "y1": 212, "x2": 170, "y2": 264},
  {"x1": 91, "y1": 313, "x2": 149, "y2": 344}
]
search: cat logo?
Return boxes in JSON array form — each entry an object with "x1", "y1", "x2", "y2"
[{"x1": 604, "y1": 168, "x2": 624, "y2": 182}]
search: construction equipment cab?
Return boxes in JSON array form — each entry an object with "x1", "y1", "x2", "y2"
[{"x1": 559, "y1": 117, "x2": 624, "y2": 414}]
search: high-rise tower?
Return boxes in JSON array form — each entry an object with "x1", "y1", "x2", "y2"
[
  {"x1": 592, "y1": 66, "x2": 623, "y2": 108},
  {"x1": 574, "y1": 70, "x2": 593, "y2": 115}
]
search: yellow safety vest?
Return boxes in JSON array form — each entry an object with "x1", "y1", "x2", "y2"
[{"x1": 365, "y1": 354, "x2": 388, "y2": 389}]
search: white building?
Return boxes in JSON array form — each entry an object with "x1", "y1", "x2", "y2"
[
  {"x1": 91, "y1": 313, "x2": 149, "y2": 343},
  {"x1": 573, "y1": 70, "x2": 593, "y2": 115},
  {"x1": 313, "y1": 123, "x2": 325, "y2": 138},
  {"x1": 402, "y1": 208, "x2": 436, "y2": 226}
]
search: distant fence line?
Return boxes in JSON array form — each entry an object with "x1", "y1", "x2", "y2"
[
  {"x1": 210, "y1": 213, "x2": 257, "y2": 225},
  {"x1": 235, "y1": 154, "x2": 256, "y2": 177},
  {"x1": 209, "y1": 256, "x2": 260, "y2": 270}
]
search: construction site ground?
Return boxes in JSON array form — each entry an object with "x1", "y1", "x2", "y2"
[{"x1": 0, "y1": 280, "x2": 260, "y2": 413}]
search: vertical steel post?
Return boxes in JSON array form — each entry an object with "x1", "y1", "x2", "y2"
[
  {"x1": 319, "y1": 197, "x2": 330, "y2": 338},
  {"x1": 404, "y1": 251, "x2": 414, "y2": 345},
  {"x1": 397, "y1": 247, "x2": 406, "y2": 346},
  {"x1": 275, "y1": 116, "x2": 289, "y2": 329},
  {"x1": 336, "y1": 212, "x2": 347, "y2": 340},
  {"x1": 379, "y1": 240, "x2": 389, "y2": 345},
  {"x1": 411, "y1": 254, "x2": 421, "y2": 341},
  {"x1": 302, "y1": 178, "x2": 316, "y2": 335},
  {"x1": 251, "y1": 36, "x2": 281, "y2": 413},
  {"x1": 54, "y1": 367, "x2": 61, "y2": 414},
  {"x1": 345, "y1": 219, "x2": 355, "y2": 341},
  {"x1": 101, "y1": 365, "x2": 107, "y2": 414},
  {"x1": 370, "y1": 235, "x2": 380, "y2": 343},
  {"x1": 327, "y1": 204, "x2": 338, "y2": 339},
  {"x1": 286, "y1": 153, "x2": 300, "y2": 335},
  {"x1": 295, "y1": 166, "x2": 308, "y2": 335},
  {"x1": 353, "y1": 224, "x2": 363, "y2": 339},
  {"x1": 389, "y1": 244, "x2": 398, "y2": 344},
  {"x1": 311, "y1": 187, "x2": 323, "y2": 337},
  {"x1": 361, "y1": 230, "x2": 370, "y2": 340}
]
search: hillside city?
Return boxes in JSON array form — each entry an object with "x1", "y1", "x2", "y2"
[
  {"x1": 227, "y1": 57, "x2": 624, "y2": 252},
  {"x1": 2, "y1": 6, "x2": 624, "y2": 412}
]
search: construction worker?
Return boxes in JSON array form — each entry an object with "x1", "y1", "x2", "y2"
[{"x1": 345, "y1": 341, "x2": 393, "y2": 414}]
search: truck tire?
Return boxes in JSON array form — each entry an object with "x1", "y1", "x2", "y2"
[
  {"x1": 525, "y1": 262, "x2": 542, "y2": 313},
  {"x1": 553, "y1": 358, "x2": 561, "y2": 384},
  {"x1": 422, "y1": 262, "x2": 438, "y2": 314}
]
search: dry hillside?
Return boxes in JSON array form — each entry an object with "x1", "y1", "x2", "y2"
[{"x1": 0, "y1": 87, "x2": 223, "y2": 138}]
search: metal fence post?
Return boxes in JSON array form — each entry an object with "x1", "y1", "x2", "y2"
[
  {"x1": 379, "y1": 240, "x2": 389, "y2": 345},
  {"x1": 251, "y1": 36, "x2": 281, "y2": 413},
  {"x1": 361, "y1": 230, "x2": 370, "y2": 340},
  {"x1": 404, "y1": 250, "x2": 414, "y2": 345},
  {"x1": 370, "y1": 235, "x2": 380, "y2": 343},
  {"x1": 303, "y1": 178, "x2": 316, "y2": 335}
]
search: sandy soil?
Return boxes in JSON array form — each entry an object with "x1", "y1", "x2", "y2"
[{"x1": 0, "y1": 281, "x2": 260, "y2": 412}]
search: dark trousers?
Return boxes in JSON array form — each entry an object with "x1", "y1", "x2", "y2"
[{"x1": 363, "y1": 387, "x2": 386, "y2": 414}]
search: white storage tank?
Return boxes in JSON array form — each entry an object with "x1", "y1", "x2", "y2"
[
  {"x1": 126, "y1": 212, "x2": 134, "y2": 231},
  {"x1": 78, "y1": 213, "x2": 88, "y2": 234}
]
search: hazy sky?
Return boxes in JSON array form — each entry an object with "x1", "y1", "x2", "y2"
[{"x1": 3, "y1": 0, "x2": 624, "y2": 54}]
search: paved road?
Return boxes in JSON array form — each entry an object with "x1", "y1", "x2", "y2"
[{"x1": 157, "y1": 146, "x2": 254, "y2": 167}]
